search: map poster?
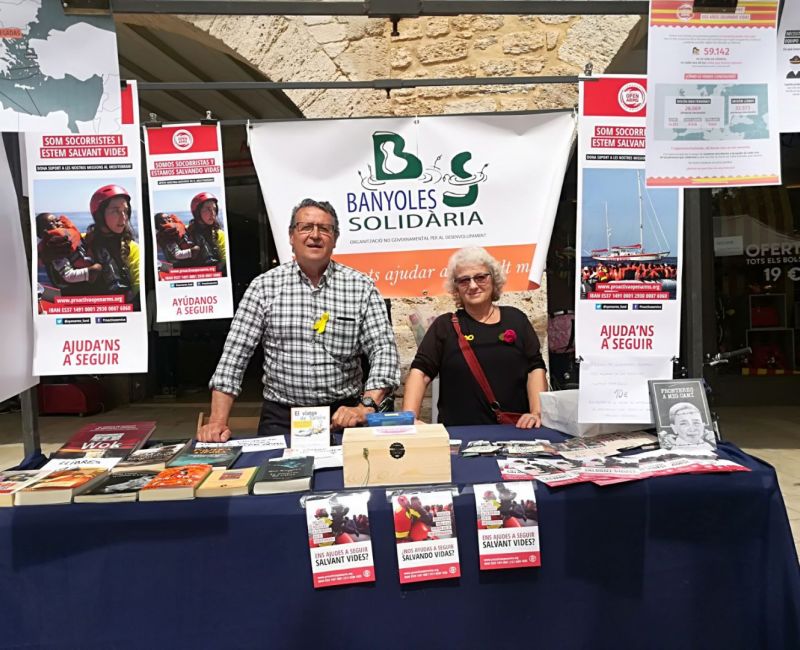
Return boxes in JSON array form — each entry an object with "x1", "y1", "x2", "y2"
[
  {"x1": 777, "y1": 0, "x2": 800, "y2": 132},
  {"x1": 250, "y1": 113, "x2": 574, "y2": 297},
  {"x1": 144, "y1": 123, "x2": 233, "y2": 322},
  {"x1": 306, "y1": 492, "x2": 376, "y2": 589},
  {"x1": 474, "y1": 481, "x2": 540, "y2": 570},
  {"x1": 0, "y1": 0, "x2": 121, "y2": 133},
  {"x1": 27, "y1": 81, "x2": 147, "y2": 375},
  {"x1": 392, "y1": 488, "x2": 460, "y2": 584},
  {"x1": 576, "y1": 75, "x2": 683, "y2": 359},
  {"x1": 645, "y1": 1, "x2": 781, "y2": 188}
]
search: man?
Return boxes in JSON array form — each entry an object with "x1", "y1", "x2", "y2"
[
  {"x1": 198, "y1": 198, "x2": 399, "y2": 442},
  {"x1": 660, "y1": 402, "x2": 715, "y2": 450}
]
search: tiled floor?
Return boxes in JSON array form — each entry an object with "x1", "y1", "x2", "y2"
[{"x1": 1, "y1": 401, "x2": 798, "y2": 554}]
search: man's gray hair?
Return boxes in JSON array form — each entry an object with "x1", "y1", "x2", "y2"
[
  {"x1": 289, "y1": 198, "x2": 340, "y2": 237},
  {"x1": 444, "y1": 246, "x2": 507, "y2": 306}
]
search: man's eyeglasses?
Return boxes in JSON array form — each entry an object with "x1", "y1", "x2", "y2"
[
  {"x1": 455, "y1": 272, "x2": 492, "y2": 288},
  {"x1": 293, "y1": 221, "x2": 336, "y2": 237}
]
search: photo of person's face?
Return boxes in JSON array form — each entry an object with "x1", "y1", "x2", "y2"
[
  {"x1": 199, "y1": 200, "x2": 217, "y2": 226},
  {"x1": 103, "y1": 196, "x2": 130, "y2": 234},
  {"x1": 671, "y1": 407, "x2": 705, "y2": 443}
]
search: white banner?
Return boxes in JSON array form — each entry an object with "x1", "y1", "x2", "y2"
[
  {"x1": 143, "y1": 123, "x2": 233, "y2": 322},
  {"x1": 576, "y1": 75, "x2": 683, "y2": 360},
  {"x1": 0, "y1": 0, "x2": 121, "y2": 133},
  {"x1": 0, "y1": 142, "x2": 37, "y2": 400},
  {"x1": 27, "y1": 81, "x2": 147, "y2": 375},
  {"x1": 645, "y1": 1, "x2": 781, "y2": 188},
  {"x1": 778, "y1": 0, "x2": 800, "y2": 132},
  {"x1": 250, "y1": 113, "x2": 575, "y2": 297}
]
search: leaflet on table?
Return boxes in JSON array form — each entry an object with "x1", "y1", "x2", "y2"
[
  {"x1": 283, "y1": 446, "x2": 342, "y2": 469},
  {"x1": 27, "y1": 81, "x2": 148, "y2": 375},
  {"x1": 290, "y1": 406, "x2": 330, "y2": 449},
  {"x1": 392, "y1": 488, "x2": 460, "y2": 584},
  {"x1": 577, "y1": 355, "x2": 673, "y2": 424},
  {"x1": 474, "y1": 481, "x2": 540, "y2": 570},
  {"x1": 306, "y1": 492, "x2": 375, "y2": 588},
  {"x1": 645, "y1": 1, "x2": 781, "y2": 188},
  {"x1": 195, "y1": 436, "x2": 286, "y2": 452},
  {"x1": 41, "y1": 456, "x2": 121, "y2": 472},
  {"x1": 777, "y1": 0, "x2": 800, "y2": 132},
  {"x1": 143, "y1": 123, "x2": 233, "y2": 322},
  {"x1": 575, "y1": 75, "x2": 683, "y2": 361}
]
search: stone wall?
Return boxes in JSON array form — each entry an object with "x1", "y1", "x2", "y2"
[{"x1": 121, "y1": 11, "x2": 640, "y2": 418}]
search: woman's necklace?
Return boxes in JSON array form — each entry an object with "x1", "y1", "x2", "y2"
[{"x1": 476, "y1": 305, "x2": 495, "y2": 323}]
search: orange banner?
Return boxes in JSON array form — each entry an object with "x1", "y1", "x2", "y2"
[{"x1": 333, "y1": 244, "x2": 538, "y2": 297}]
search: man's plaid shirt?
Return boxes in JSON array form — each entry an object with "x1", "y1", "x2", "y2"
[{"x1": 210, "y1": 260, "x2": 400, "y2": 405}]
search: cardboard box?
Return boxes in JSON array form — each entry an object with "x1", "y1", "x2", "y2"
[{"x1": 342, "y1": 424, "x2": 451, "y2": 488}]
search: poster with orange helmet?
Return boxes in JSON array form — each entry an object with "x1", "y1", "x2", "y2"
[
  {"x1": 26, "y1": 80, "x2": 148, "y2": 375},
  {"x1": 143, "y1": 122, "x2": 233, "y2": 322},
  {"x1": 306, "y1": 491, "x2": 375, "y2": 588},
  {"x1": 391, "y1": 488, "x2": 460, "y2": 584},
  {"x1": 474, "y1": 481, "x2": 540, "y2": 570}
]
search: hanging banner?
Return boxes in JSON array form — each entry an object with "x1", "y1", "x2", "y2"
[
  {"x1": 0, "y1": 142, "x2": 37, "y2": 401},
  {"x1": 0, "y1": 0, "x2": 121, "y2": 133},
  {"x1": 576, "y1": 75, "x2": 683, "y2": 361},
  {"x1": 250, "y1": 113, "x2": 575, "y2": 297},
  {"x1": 143, "y1": 123, "x2": 233, "y2": 322},
  {"x1": 778, "y1": 0, "x2": 800, "y2": 133},
  {"x1": 27, "y1": 81, "x2": 147, "y2": 375},
  {"x1": 645, "y1": 1, "x2": 781, "y2": 188}
]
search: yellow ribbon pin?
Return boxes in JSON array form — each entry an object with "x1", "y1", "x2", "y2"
[
  {"x1": 464, "y1": 334, "x2": 474, "y2": 341},
  {"x1": 313, "y1": 311, "x2": 330, "y2": 334}
]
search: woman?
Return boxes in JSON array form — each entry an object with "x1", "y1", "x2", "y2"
[
  {"x1": 187, "y1": 192, "x2": 227, "y2": 274},
  {"x1": 403, "y1": 247, "x2": 548, "y2": 428},
  {"x1": 84, "y1": 184, "x2": 140, "y2": 304}
]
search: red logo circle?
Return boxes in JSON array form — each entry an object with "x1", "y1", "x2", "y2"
[{"x1": 618, "y1": 82, "x2": 647, "y2": 113}]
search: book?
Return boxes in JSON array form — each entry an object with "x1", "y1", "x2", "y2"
[
  {"x1": 290, "y1": 406, "x2": 330, "y2": 449},
  {"x1": 15, "y1": 468, "x2": 108, "y2": 506},
  {"x1": 138, "y1": 464, "x2": 213, "y2": 501},
  {"x1": 306, "y1": 492, "x2": 375, "y2": 588},
  {"x1": 112, "y1": 443, "x2": 189, "y2": 473},
  {"x1": 167, "y1": 445, "x2": 242, "y2": 469},
  {"x1": 648, "y1": 379, "x2": 717, "y2": 451},
  {"x1": 74, "y1": 471, "x2": 160, "y2": 503},
  {"x1": 0, "y1": 470, "x2": 49, "y2": 507},
  {"x1": 50, "y1": 421, "x2": 156, "y2": 459},
  {"x1": 196, "y1": 467, "x2": 258, "y2": 498},
  {"x1": 195, "y1": 436, "x2": 286, "y2": 453},
  {"x1": 475, "y1": 481, "x2": 540, "y2": 570},
  {"x1": 392, "y1": 488, "x2": 460, "y2": 584},
  {"x1": 252, "y1": 457, "x2": 314, "y2": 495}
]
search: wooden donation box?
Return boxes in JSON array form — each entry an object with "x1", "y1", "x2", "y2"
[{"x1": 342, "y1": 424, "x2": 451, "y2": 488}]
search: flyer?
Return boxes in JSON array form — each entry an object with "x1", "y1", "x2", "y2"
[
  {"x1": 143, "y1": 123, "x2": 233, "y2": 322},
  {"x1": 575, "y1": 75, "x2": 683, "y2": 362},
  {"x1": 290, "y1": 406, "x2": 331, "y2": 449},
  {"x1": 645, "y1": 1, "x2": 781, "y2": 187},
  {"x1": 777, "y1": 0, "x2": 800, "y2": 132},
  {"x1": 392, "y1": 488, "x2": 460, "y2": 584},
  {"x1": 27, "y1": 81, "x2": 148, "y2": 375},
  {"x1": 306, "y1": 492, "x2": 375, "y2": 588},
  {"x1": 474, "y1": 481, "x2": 540, "y2": 570}
]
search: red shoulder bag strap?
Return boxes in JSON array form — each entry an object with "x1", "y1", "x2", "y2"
[{"x1": 450, "y1": 313, "x2": 502, "y2": 412}]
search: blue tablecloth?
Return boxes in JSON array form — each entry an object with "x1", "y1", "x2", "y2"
[{"x1": 1, "y1": 425, "x2": 798, "y2": 650}]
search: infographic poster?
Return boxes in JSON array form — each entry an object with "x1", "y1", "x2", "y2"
[
  {"x1": 645, "y1": 1, "x2": 781, "y2": 188},
  {"x1": 777, "y1": 0, "x2": 800, "y2": 133}
]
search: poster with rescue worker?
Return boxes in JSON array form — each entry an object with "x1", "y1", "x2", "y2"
[
  {"x1": 391, "y1": 489, "x2": 461, "y2": 584},
  {"x1": 306, "y1": 492, "x2": 376, "y2": 588},
  {"x1": 26, "y1": 81, "x2": 148, "y2": 375},
  {"x1": 144, "y1": 122, "x2": 233, "y2": 322}
]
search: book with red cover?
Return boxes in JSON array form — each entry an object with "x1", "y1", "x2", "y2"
[
  {"x1": 138, "y1": 464, "x2": 213, "y2": 501},
  {"x1": 51, "y1": 422, "x2": 156, "y2": 459}
]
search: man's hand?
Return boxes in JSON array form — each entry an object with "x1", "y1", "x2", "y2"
[
  {"x1": 331, "y1": 404, "x2": 372, "y2": 430},
  {"x1": 197, "y1": 421, "x2": 232, "y2": 442}
]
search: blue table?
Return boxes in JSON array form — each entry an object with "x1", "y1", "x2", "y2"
[{"x1": 1, "y1": 425, "x2": 798, "y2": 650}]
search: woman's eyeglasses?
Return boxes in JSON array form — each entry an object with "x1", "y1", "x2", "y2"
[
  {"x1": 293, "y1": 222, "x2": 335, "y2": 237},
  {"x1": 455, "y1": 272, "x2": 492, "y2": 288}
]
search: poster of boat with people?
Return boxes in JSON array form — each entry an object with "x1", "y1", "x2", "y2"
[{"x1": 575, "y1": 75, "x2": 683, "y2": 358}]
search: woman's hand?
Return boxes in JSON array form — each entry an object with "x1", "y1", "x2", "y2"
[{"x1": 515, "y1": 412, "x2": 541, "y2": 429}]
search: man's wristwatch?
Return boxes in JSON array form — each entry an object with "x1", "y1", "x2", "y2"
[{"x1": 360, "y1": 396, "x2": 378, "y2": 411}]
